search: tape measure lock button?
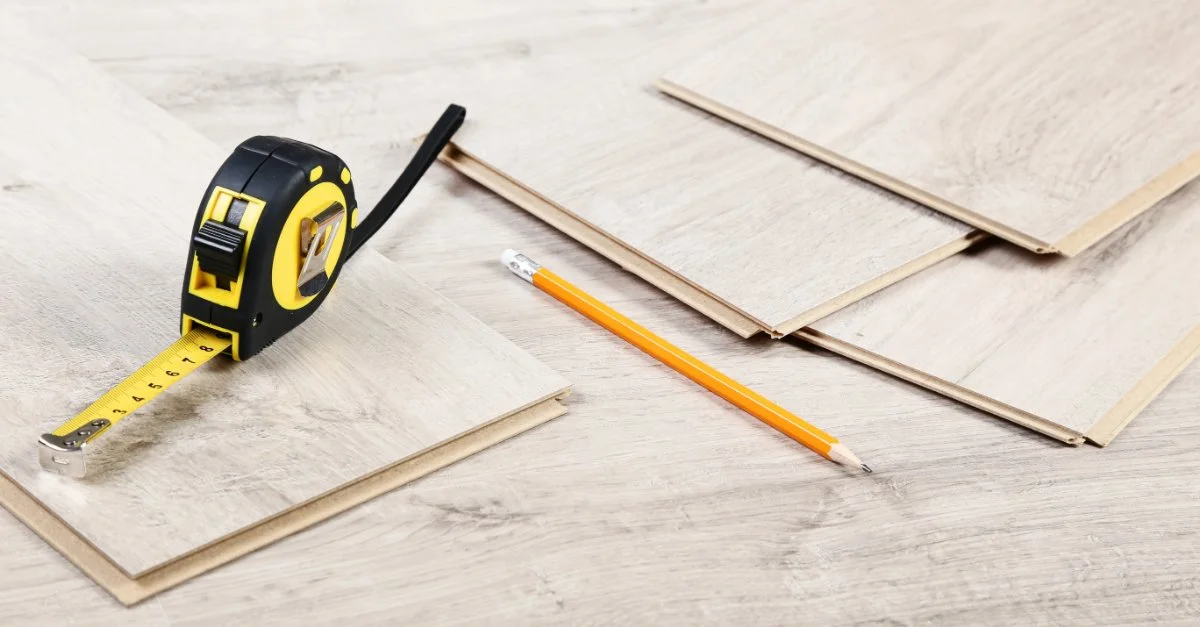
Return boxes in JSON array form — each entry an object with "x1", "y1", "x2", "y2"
[{"x1": 193, "y1": 219, "x2": 248, "y2": 282}]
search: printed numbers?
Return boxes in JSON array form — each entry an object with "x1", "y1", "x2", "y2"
[
  {"x1": 131, "y1": 396, "x2": 145, "y2": 402},
  {"x1": 165, "y1": 371, "x2": 180, "y2": 377},
  {"x1": 181, "y1": 357, "x2": 196, "y2": 363},
  {"x1": 147, "y1": 383, "x2": 163, "y2": 389},
  {"x1": 112, "y1": 409, "x2": 126, "y2": 414},
  {"x1": 198, "y1": 345, "x2": 214, "y2": 352}
]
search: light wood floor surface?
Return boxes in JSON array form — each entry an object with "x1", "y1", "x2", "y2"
[
  {"x1": 439, "y1": 16, "x2": 973, "y2": 337},
  {"x1": 807, "y1": 183, "x2": 1200, "y2": 444},
  {"x1": 447, "y1": 77, "x2": 974, "y2": 337},
  {"x1": 0, "y1": 14, "x2": 568, "y2": 580},
  {"x1": 661, "y1": 0, "x2": 1200, "y2": 254},
  {"x1": 2, "y1": 1, "x2": 1198, "y2": 624}
]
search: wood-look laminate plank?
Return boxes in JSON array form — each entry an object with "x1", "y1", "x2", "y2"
[
  {"x1": 660, "y1": 0, "x2": 1200, "y2": 254},
  {"x1": 0, "y1": 395, "x2": 567, "y2": 606},
  {"x1": 802, "y1": 182, "x2": 1200, "y2": 444},
  {"x1": 442, "y1": 74, "x2": 975, "y2": 338},
  {"x1": 0, "y1": 15, "x2": 569, "y2": 594}
]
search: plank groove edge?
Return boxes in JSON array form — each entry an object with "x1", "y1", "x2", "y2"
[
  {"x1": 1086, "y1": 323, "x2": 1200, "y2": 445},
  {"x1": 1054, "y1": 150, "x2": 1200, "y2": 256},
  {"x1": 774, "y1": 231, "x2": 988, "y2": 334},
  {"x1": 795, "y1": 330, "x2": 1086, "y2": 445}
]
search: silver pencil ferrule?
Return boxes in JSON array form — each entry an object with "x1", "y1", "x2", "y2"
[{"x1": 502, "y1": 249, "x2": 540, "y2": 283}]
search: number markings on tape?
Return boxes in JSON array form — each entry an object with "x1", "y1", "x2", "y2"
[{"x1": 51, "y1": 327, "x2": 233, "y2": 439}]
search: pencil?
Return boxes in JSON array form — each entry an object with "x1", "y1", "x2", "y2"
[{"x1": 502, "y1": 250, "x2": 872, "y2": 473}]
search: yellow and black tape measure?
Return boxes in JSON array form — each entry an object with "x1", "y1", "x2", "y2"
[{"x1": 38, "y1": 105, "x2": 466, "y2": 478}]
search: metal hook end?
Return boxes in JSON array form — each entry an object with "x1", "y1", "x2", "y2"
[
  {"x1": 37, "y1": 418, "x2": 109, "y2": 478},
  {"x1": 38, "y1": 434, "x2": 88, "y2": 478}
]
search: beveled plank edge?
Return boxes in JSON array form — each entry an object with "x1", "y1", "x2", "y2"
[
  {"x1": 1054, "y1": 149, "x2": 1200, "y2": 256},
  {"x1": 133, "y1": 387, "x2": 573, "y2": 579},
  {"x1": 795, "y1": 329, "x2": 1086, "y2": 445},
  {"x1": 655, "y1": 78, "x2": 1062, "y2": 255},
  {"x1": 772, "y1": 231, "x2": 989, "y2": 337},
  {"x1": 1086, "y1": 323, "x2": 1200, "y2": 446},
  {"x1": 0, "y1": 396, "x2": 569, "y2": 606},
  {"x1": 438, "y1": 143, "x2": 766, "y2": 338}
]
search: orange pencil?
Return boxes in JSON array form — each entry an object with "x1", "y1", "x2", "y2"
[{"x1": 502, "y1": 250, "x2": 871, "y2": 473}]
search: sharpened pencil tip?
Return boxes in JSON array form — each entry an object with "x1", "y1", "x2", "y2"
[{"x1": 828, "y1": 443, "x2": 870, "y2": 475}]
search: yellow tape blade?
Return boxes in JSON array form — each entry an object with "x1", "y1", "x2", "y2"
[{"x1": 51, "y1": 327, "x2": 232, "y2": 439}]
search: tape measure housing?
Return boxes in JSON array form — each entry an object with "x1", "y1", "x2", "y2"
[
  {"x1": 39, "y1": 104, "x2": 466, "y2": 478},
  {"x1": 182, "y1": 137, "x2": 357, "y2": 360}
]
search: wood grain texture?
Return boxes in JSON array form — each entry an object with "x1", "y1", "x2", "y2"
[
  {"x1": 803, "y1": 182, "x2": 1200, "y2": 444},
  {"x1": 1, "y1": 397, "x2": 566, "y2": 606},
  {"x1": 7, "y1": 168, "x2": 1200, "y2": 624},
  {"x1": 2, "y1": 1, "x2": 1199, "y2": 624},
  {"x1": 0, "y1": 15, "x2": 568, "y2": 580},
  {"x1": 438, "y1": 144, "x2": 762, "y2": 339},
  {"x1": 445, "y1": 74, "x2": 974, "y2": 337},
  {"x1": 660, "y1": 0, "x2": 1200, "y2": 254}
]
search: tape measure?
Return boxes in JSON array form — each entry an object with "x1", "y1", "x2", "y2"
[{"x1": 38, "y1": 104, "x2": 466, "y2": 478}]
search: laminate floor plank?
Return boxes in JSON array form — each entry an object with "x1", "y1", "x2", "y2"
[
  {"x1": 0, "y1": 14, "x2": 569, "y2": 600},
  {"x1": 804, "y1": 182, "x2": 1200, "y2": 444},
  {"x1": 443, "y1": 67, "x2": 975, "y2": 338},
  {"x1": 660, "y1": 0, "x2": 1200, "y2": 254}
]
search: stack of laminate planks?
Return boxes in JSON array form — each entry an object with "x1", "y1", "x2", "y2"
[{"x1": 444, "y1": 0, "x2": 1200, "y2": 445}]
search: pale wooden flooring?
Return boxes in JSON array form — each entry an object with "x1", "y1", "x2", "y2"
[
  {"x1": 807, "y1": 183, "x2": 1200, "y2": 444},
  {"x1": 661, "y1": 0, "x2": 1200, "y2": 254},
  {"x1": 2, "y1": 1, "x2": 1199, "y2": 624},
  {"x1": 32, "y1": 0, "x2": 979, "y2": 338},
  {"x1": 0, "y1": 16, "x2": 568, "y2": 578},
  {"x1": 445, "y1": 42, "x2": 972, "y2": 336}
]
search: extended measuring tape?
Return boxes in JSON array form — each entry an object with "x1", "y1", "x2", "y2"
[{"x1": 38, "y1": 104, "x2": 466, "y2": 478}]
